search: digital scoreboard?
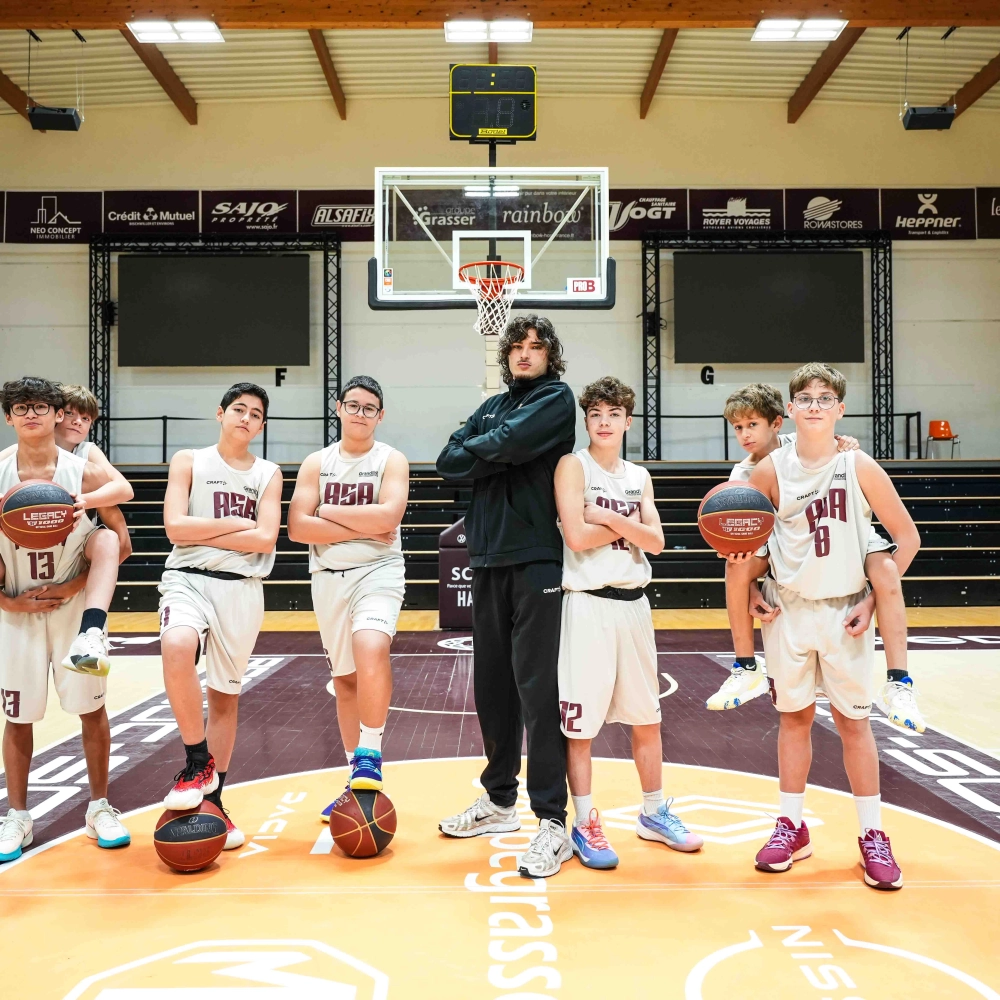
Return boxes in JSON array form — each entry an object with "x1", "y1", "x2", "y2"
[{"x1": 449, "y1": 64, "x2": 537, "y2": 142}]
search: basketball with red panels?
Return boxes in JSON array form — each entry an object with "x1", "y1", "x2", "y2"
[
  {"x1": 328, "y1": 788, "x2": 396, "y2": 858},
  {"x1": 153, "y1": 801, "x2": 228, "y2": 872},
  {"x1": 697, "y1": 482, "x2": 775, "y2": 555},
  {"x1": 0, "y1": 480, "x2": 76, "y2": 550}
]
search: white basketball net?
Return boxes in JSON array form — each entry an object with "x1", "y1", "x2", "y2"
[{"x1": 458, "y1": 261, "x2": 525, "y2": 337}]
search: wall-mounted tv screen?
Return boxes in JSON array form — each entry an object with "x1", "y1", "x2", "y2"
[
  {"x1": 673, "y1": 251, "x2": 864, "y2": 363},
  {"x1": 117, "y1": 253, "x2": 310, "y2": 366}
]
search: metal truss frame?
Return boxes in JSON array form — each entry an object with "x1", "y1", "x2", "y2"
[
  {"x1": 641, "y1": 229, "x2": 894, "y2": 459},
  {"x1": 88, "y1": 232, "x2": 342, "y2": 456}
]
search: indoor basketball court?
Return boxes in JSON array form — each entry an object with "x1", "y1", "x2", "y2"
[{"x1": 1, "y1": 0, "x2": 1000, "y2": 996}]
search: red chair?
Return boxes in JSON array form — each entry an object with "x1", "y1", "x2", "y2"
[{"x1": 926, "y1": 420, "x2": 961, "y2": 459}]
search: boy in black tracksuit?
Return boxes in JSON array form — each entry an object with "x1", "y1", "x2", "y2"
[{"x1": 436, "y1": 315, "x2": 577, "y2": 877}]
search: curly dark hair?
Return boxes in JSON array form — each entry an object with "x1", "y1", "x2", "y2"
[
  {"x1": 579, "y1": 376, "x2": 636, "y2": 417},
  {"x1": 497, "y1": 314, "x2": 567, "y2": 386},
  {"x1": 1, "y1": 376, "x2": 65, "y2": 416}
]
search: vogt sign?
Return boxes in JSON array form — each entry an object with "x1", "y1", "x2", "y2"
[{"x1": 607, "y1": 189, "x2": 688, "y2": 238}]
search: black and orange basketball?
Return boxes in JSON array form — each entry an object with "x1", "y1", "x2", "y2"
[
  {"x1": 697, "y1": 482, "x2": 775, "y2": 556},
  {"x1": 153, "y1": 801, "x2": 228, "y2": 872},
  {"x1": 328, "y1": 788, "x2": 396, "y2": 858},
  {"x1": 0, "y1": 479, "x2": 76, "y2": 550}
]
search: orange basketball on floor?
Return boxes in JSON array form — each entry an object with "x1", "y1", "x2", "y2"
[
  {"x1": 0, "y1": 479, "x2": 76, "y2": 550},
  {"x1": 697, "y1": 482, "x2": 775, "y2": 556},
  {"x1": 153, "y1": 801, "x2": 228, "y2": 872},
  {"x1": 328, "y1": 788, "x2": 396, "y2": 858}
]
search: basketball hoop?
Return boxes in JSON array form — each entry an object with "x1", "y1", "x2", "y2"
[{"x1": 458, "y1": 261, "x2": 524, "y2": 337}]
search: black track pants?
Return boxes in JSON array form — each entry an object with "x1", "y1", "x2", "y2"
[{"x1": 471, "y1": 561, "x2": 567, "y2": 823}]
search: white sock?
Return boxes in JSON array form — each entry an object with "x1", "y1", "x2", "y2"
[
  {"x1": 14, "y1": 808, "x2": 31, "y2": 821},
  {"x1": 779, "y1": 791, "x2": 806, "y2": 827},
  {"x1": 345, "y1": 750, "x2": 354, "y2": 765},
  {"x1": 87, "y1": 799, "x2": 105, "y2": 812},
  {"x1": 854, "y1": 794, "x2": 882, "y2": 835},
  {"x1": 642, "y1": 789, "x2": 665, "y2": 816},
  {"x1": 571, "y1": 794, "x2": 593, "y2": 827},
  {"x1": 358, "y1": 722, "x2": 384, "y2": 753}
]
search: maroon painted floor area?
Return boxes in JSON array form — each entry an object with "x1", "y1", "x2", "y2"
[{"x1": 6, "y1": 627, "x2": 1000, "y2": 853}]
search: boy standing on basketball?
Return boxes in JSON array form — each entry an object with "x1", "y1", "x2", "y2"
[
  {"x1": 159, "y1": 383, "x2": 282, "y2": 851},
  {"x1": 708, "y1": 383, "x2": 924, "y2": 734},
  {"x1": 287, "y1": 376, "x2": 408, "y2": 808},
  {"x1": 730, "y1": 364, "x2": 920, "y2": 889},
  {"x1": 555, "y1": 377, "x2": 702, "y2": 870},
  {"x1": 0, "y1": 377, "x2": 130, "y2": 862}
]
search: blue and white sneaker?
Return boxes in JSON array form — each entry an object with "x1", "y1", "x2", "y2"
[
  {"x1": 571, "y1": 809, "x2": 619, "y2": 870},
  {"x1": 636, "y1": 799, "x2": 703, "y2": 853},
  {"x1": 0, "y1": 808, "x2": 32, "y2": 862},
  {"x1": 349, "y1": 748, "x2": 383, "y2": 791},
  {"x1": 320, "y1": 781, "x2": 351, "y2": 822},
  {"x1": 85, "y1": 798, "x2": 131, "y2": 849},
  {"x1": 876, "y1": 678, "x2": 925, "y2": 734},
  {"x1": 706, "y1": 664, "x2": 768, "y2": 710}
]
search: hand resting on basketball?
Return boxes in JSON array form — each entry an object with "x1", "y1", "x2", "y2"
[{"x1": 748, "y1": 584, "x2": 781, "y2": 623}]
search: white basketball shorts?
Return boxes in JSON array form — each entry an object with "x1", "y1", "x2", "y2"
[
  {"x1": 0, "y1": 592, "x2": 107, "y2": 723},
  {"x1": 312, "y1": 559, "x2": 406, "y2": 678},
  {"x1": 158, "y1": 569, "x2": 265, "y2": 695},
  {"x1": 760, "y1": 578, "x2": 875, "y2": 720},
  {"x1": 557, "y1": 590, "x2": 661, "y2": 739}
]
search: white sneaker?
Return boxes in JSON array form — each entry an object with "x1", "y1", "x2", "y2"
[
  {"x1": 222, "y1": 812, "x2": 245, "y2": 850},
  {"x1": 876, "y1": 677, "x2": 926, "y2": 734},
  {"x1": 62, "y1": 628, "x2": 111, "y2": 676},
  {"x1": 85, "y1": 798, "x2": 131, "y2": 849},
  {"x1": 439, "y1": 792, "x2": 521, "y2": 838},
  {"x1": 706, "y1": 665, "x2": 769, "y2": 710},
  {"x1": 518, "y1": 818, "x2": 573, "y2": 878},
  {"x1": 0, "y1": 809, "x2": 33, "y2": 863}
]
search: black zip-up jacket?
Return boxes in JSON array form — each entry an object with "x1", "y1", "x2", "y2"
[{"x1": 436, "y1": 374, "x2": 576, "y2": 568}]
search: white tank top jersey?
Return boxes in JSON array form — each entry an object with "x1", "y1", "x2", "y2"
[
  {"x1": 0, "y1": 448, "x2": 96, "y2": 597},
  {"x1": 560, "y1": 448, "x2": 652, "y2": 592},
  {"x1": 164, "y1": 446, "x2": 280, "y2": 578},
  {"x1": 729, "y1": 433, "x2": 796, "y2": 483},
  {"x1": 308, "y1": 440, "x2": 405, "y2": 573},
  {"x1": 768, "y1": 446, "x2": 872, "y2": 601},
  {"x1": 72, "y1": 441, "x2": 94, "y2": 461}
]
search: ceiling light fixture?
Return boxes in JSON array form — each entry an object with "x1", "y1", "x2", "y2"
[
  {"x1": 752, "y1": 19, "x2": 847, "y2": 42},
  {"x1": 127, "y1": 20, "x2": 224, "y2": 43},
  {"x1": 445, "y1": 20, "x2": 533, "y2": 44}
]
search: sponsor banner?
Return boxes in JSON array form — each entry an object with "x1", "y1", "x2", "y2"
[
  {"x1": 104, "y1": 190, "x2": 199, "y2": 234},
  {"x1": 298, "y1": 189, "x2": 374, "y2": 240},
  {"x1": 201, "y1": 189, "x2": 297, "y2": 234},
  {"x1": 4, "y1": 191, "x2": 103, "y2": 243},
  {"x1": 0, "y1": 193, "x2": 4, "y2": 241},
  {"x1": 390, "y1": 188, "x2": 594, "y2": 242},
  {"x1": 690, "y1": 189, "x2": 784, "y2": 230},
  {"x1": 881, "y1": 188, "x2": 976, "y2": 240},
  {"x1": 785, "y1": 188, "x2": 880, "y2": 232},
  {"x1": 976, "y1": 188, "x2": 1000, "y2": 239},
  {"x1": 608, "y1": 188, "x2": 687, "y2": 238}
]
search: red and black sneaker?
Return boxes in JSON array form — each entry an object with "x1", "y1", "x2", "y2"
[
  {"x1": 755, "y1": 816, "x2": 812, "y2": 873},
  {"x1": 859, "y1": 829, "x2": 904, "y2": 890},
  {"x1": 164, "y1": 756, "x2": 218, "y2": 810}
]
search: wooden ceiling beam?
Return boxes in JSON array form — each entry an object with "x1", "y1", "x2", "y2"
[
  {"x1": 120, "y1": 29, "x2": 197, "y2": 123},
  {"x1": 640, "y1": 29, "x2": 679, "y2": 119},
  {"x1": 4, "y1": 2, "x2": 1000, "y2": 30},
  {"x1": 949, "y1": 49, "x2": 1000, "y2": 116},
  {"x1": 0, "y1": 66, "x2": 34, "y2": 121},
  {"x1": 787, "y1": 25, "x2": 866, "y2": 123},
  {"x1": 309, "y1": 28, "x2": 346, "y2": 119}
]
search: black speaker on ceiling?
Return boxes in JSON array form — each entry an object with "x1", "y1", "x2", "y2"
[
  {"x1": 28, "y1": 105, "x2": 83, "y2": 131},
  {"x1": 901, "y1": 104, "x2": 956, "y2": 131}
]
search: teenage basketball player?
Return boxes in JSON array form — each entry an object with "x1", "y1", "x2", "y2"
[
  {"x1": 555, "y1": 377, "x2": 703, "y2": 870},
  {"x1": 709, "y1": 383, "x2": 924, "y2": 734},
  {"x1": 0, "y1": 377, "x2": 130, "y2": 862},
  {"x1": 0, "y1": 383, "x2": 133, "y2": 677},
  {"x1": 159, "y1": 383, "x2": 282, "y2": 851},
  {"x1": 729, "y1": 363, "x2": 920, "y2": 890},
  {"x1": 287, "y1": 375, "x2": 408, "y2": 810}
]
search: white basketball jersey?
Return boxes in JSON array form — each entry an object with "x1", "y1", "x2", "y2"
[
  {"x1": 0, "y1": 448, "x2": 96, "y2": 597},
  {"x1": 164, "y1": 446, "x2": 280, "y2": 578},
  {"x1": 768, "y1": 446, "x2": 871, "y2": 600},
  {"x1": 730, "y1": 433, "x2": 795, "y2": 483},
  {"x1": 561, "y1": 449, "x2": 652, "y2": 592},
  {"x1": 72, "y1": 441, "x2": 94, "y2": 461},
  {"x1": 309, "y1": 440, "x2": 405, "y2": 572}
]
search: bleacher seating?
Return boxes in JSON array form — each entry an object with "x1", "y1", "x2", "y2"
[{"x1": 112, "y1": 460, "x2": 1000, "y2": 612}]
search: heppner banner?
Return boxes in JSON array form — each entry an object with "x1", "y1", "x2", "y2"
[
  {"x1": 201, "y1": 190, "x2": 297, "y2": 234},
  {"x1": 690, "y1": 189, "x2": 784, "y2": 230},
  {"x1": 104, "y1": 191, "x2": 199, "y2": 234},
  {"x1": 608, "y1": 189, "x2": 687, "y2": 237},
  {"x1": 785, "y1": 189, "x2": 880, "y2": 231},
  {"x1": 298, "y1": 189, "x2": 374, "y2": 241},
  {"x1": 391, "y1": 188, "x2": 595, "y2": 242},
  {"x1": 880, "y1": 188, "x2": 976, "y2": 240},
  {"x1": 4, "y1": 191, "x2": 103, "y2": 243}
]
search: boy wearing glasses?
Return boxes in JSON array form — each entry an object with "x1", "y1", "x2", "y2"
[
  {"x1": 727, "y1": 364, "x2": 920, "y2": 890},
  {"x1": 288, "y1": 376, "x2": 409, "y2": 810}
]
